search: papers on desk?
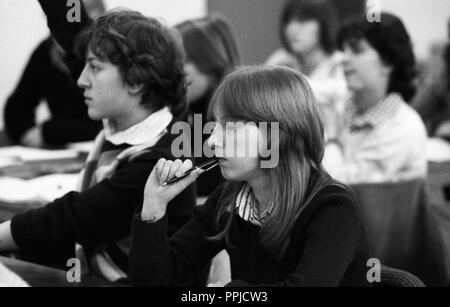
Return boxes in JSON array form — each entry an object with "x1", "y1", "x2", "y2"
[
  {"x1": 67, "y1": 141, "x2": 94, "y2": 154},
  {"x1": 0, "y1": 173, "x2": 79, "y2": 204},
  {"x1": 0, "y1": 261, "x2": 29, "y2": 287},
  {"x1": 0, "y1": 146, "x2": 79, "y2": 168},
  {"x1": 427, "y1": 138, "x2": 450, "y2": 162}
]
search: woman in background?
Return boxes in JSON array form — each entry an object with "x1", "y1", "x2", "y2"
[
  {"x1": 266, "y1": 0, "x2": 347, "y2": 140},
  {"x1": 323, "y1": 12, "x2": 427, "y2": 183},
  {"x1": 176, "y1": 14, "x2": 241, "y2": 197},
  {"x1": 130, "y1": 66, "x2": 370, "y2": 287}
]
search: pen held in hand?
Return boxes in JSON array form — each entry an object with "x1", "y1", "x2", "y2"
[{"x1": 161, "y1": 159, "x2": 219, "y2": 186}]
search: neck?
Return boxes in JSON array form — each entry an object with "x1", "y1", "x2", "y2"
[
  {"x1": 109, "y1": 107, "x2": 153, "y2": 132},
  {"x1": 353, "y1": 86, "x2": 388, "y2": 115},
  {"x1": 247, "y1": 174, "x2": 271, "y2": 214},
  {"x1": 296, "y1": 48, "x2": 327, "y2": 76}
]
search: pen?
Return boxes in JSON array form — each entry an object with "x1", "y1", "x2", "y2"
[{"x1": 161, "y1": 159, "x2": 219, "y2": 186}]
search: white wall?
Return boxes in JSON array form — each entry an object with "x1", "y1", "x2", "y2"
[{"x1": 0, "y1": 0, "x2": 206, "y2": 130}]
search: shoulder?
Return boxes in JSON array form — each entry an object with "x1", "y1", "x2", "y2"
[
  {"x1": 301, "y1": 182, "x2": 362, "y2": 225},
  {"x1": 265, "y1": 48, "x2": 298, "y2": 68},
  {"x1": 392, "y1": 99, "x2": 427, "y2": 138}
]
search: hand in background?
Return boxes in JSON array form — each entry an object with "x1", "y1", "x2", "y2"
[{"x1": 20, "y1": 126, "x2": 45, "y2": 148}]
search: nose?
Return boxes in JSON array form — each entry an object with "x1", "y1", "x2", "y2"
[
  {"x1": 77, "y1": 64, "x2": 90, "y2": 89},
  {"x1": 207, "y1": 124, "x2": 222, "y2": 153}
]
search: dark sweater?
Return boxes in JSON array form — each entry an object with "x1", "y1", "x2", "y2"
[
  {"x1": 4, "y1": 37, "x2": 102, "y2": 145},
  {"x1": 10, "y1": 131, "x2": 196, "y2": 269},
  {"x1": 130, "y1": 182, "x2": 371, "y2": 287}
]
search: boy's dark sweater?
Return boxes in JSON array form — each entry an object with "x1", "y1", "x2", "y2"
[
  {"x1": 4, "y1": 37, "x2": 102, "y2": 145},
  {"x1": 10, "y1": 130, "x2": 196, "y2": 269},
  {"x1": 131, "y1": 183, "x2": 371, "y2": 287}
]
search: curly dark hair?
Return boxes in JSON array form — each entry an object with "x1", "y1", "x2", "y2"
[
  {"x1": 77, "y1": 9, "x2": 187, "y2": 118},
  {"x1": 279, "y1": 0, "x2": 338, "y2": 55},
  {"x1": 337, "y1": 12, "x2": 417, "y2": 102}
]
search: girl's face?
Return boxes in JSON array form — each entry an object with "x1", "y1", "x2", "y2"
[
  {"x1": 184, "y1": 62, "x2": 212, "y2": 103},
  {"x1": 284, "y1": 19, "x2": 321, "y2": 55},
  {"x1": 342, "y1": 39, "x2": 392, "y2": 94},
  {"x1": 207, "y1": 119, "x2": 265, "y2": 181},
  {"x1": 77, "y1": 50, "x2": 137, "y2": 121}
]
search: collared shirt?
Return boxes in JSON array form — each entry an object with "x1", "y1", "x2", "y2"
[
  {"x1": 323, "y1": 93, "x2": 428, "y2": 183},
  {"x1": 346, "y1": 93, "x2": 402, "y2": 132},
  {"x1": 235, "y1": 183, "x2": 273, "y2": 227},
  {"x1": 103, "y1": 106, "x2": 173, "y2": 147}
]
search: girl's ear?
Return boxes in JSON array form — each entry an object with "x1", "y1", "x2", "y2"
[
  {"x1": 127, "y1": 83, "x2": 144, "y2": 96},
  {"x1": 381, "y1": 61, "x2": 393, "y2": 77}
]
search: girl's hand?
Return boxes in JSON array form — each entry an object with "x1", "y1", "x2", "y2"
[{"x1": 141, "y1": 159, "x2": 203, "y2": 222}]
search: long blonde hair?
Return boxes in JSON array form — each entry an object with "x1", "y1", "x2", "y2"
[{"x1": 208, "y1": 65, "x2": 332, "y2": 260}]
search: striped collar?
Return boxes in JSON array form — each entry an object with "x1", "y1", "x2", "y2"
[
  {"x1": 346, "y1": 93, "x2": 403, "y2": 132},
  {"x1": 235, "y1": 183, "x2": 274, "y2": 227},
  {"x1": 103, "y1": 107, "x2": 173, "y2": 146}
]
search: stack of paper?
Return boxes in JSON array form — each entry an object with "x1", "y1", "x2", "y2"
[
  {"x1": 0, "y1": 261, "x2": 29, "y2": 287},
  {"x1": 0, "y1": 173, "x2": 79, "y2": 205},
  {"x1": 427, "y1": 138, "x2": 450, "y2": 162},
  {"x1": 0, "y1": 146, "x2": 80, "y2": 169}
]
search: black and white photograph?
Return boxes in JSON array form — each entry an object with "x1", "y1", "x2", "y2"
[{"x1": 0, "y1": 0, "x2": 449, "y2": 292}]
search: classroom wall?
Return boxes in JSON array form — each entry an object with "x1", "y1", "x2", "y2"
[{"x1": 0, "y1": 0, "x2": 206, "y2": 130}]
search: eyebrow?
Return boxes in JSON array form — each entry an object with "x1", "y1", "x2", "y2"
[{"x1": 86, "y1": 56, "x2": 100, "y2": 63}]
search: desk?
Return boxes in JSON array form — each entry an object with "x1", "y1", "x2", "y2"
[{"x1": 0, "y1": 256, "x2": 123, "y2": 287}]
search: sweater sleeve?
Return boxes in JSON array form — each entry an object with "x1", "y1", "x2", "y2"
[
  {"x1": 130, "y1": 186, "x2": 226, "y2": 286},
  {"x1": 4, "y1": 41, "x2": 48, "y2": 143},
  {"x1": 226, "y1": 197, "x2": 363, "y2": 287},
  {"x1": 41, "y1": 116, "x2": 102, "y2": 144},
  {"x1": 37, "y1": 0, "x2": 92, "y2": 79},
  {"x1": 10, "y1": 151, "x2": 195, "y2": 263}
]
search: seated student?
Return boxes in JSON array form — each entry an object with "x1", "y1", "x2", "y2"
[
  {"x1": 0, "y1": 6, "x2": 195, "y2": 283},
  {"x1": 3, "y1": 0, "x2": 106, "y2": 147},
  {"x1": 322, "y1": 13, "x2": 427, "y2": 184},
  {"x1": 175, "y1": 14, "x2": 241, "y2": 197},
  {"x1": 412, "y1": 20, "x2": 450, "y2": 141},
  {"x1": 130, "y1": 66, "x2": 371, "y2": 287},
  {"x1": 266, "y1": 0, "x2": 347, "y2": 140}
]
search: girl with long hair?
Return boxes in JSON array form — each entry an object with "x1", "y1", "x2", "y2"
[{"x1": 130, "y1": 65, "x2": 370, "y2": 287}]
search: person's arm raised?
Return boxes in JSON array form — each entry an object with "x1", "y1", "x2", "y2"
[{"x1": 37, "y1": 0, "x2": 92, "y2": 53}]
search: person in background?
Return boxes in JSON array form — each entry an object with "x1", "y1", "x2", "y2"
[
  {"x1": 266, "y1": 0, "x2": 347, "y2": 140},
  {"x1": 130, "y1": 65, "x2": 370, "y2": 287},
  {"x1": 175, "y1": 14, "x2": 241, "y2": 197},
  {"x1": 3, "y1": 0, "x2": 106, "y2": 148},
  {"x1": 323, "y1": 12, "x2": 427, "y2": 184},
  {"x1": 412, "y1": 19, "x2": 450, "y2": 141},
  {"x1": 0, "y1": 2, "x2": 196, "y2": 284}
]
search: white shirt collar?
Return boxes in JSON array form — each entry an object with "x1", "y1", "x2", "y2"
[{"x1": 103, "y1": 107, "x2": 173, "y2": 146}]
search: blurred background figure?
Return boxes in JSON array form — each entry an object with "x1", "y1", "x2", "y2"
[
  {"x1": 412, "y1": 18, "x2": 450, "y2": 142},
  {"x1": 2, "y1": 0, "x2": 106, "y2": 148},
  {"x1": 176, "y1": 14, "x2": 241, "y2": 197},
  {"x1": 323, "y1": 12, "x2": 427, "y2": 184},
  {"x1": 266, "y1": 0, "x2": 347, "y2": 140}
]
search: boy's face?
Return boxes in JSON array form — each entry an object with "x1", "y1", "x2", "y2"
[{"x1": 77, "y1": 50, "x2": 134, "y2": 121}]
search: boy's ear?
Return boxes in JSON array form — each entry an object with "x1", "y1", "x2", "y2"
[{"x1": 127, "y1": 83, "x2": 144, "y2": 96}]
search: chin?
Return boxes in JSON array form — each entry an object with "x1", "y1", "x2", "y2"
[{"x1": 87, "y1": 110, "x2": 103, "y2": 121}]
